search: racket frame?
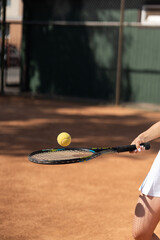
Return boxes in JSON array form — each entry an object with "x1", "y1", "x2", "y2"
[{"x1": 28, "y1": 143, "x2": 150, "y2": 165}]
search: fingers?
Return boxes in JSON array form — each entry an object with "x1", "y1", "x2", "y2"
[
  {"x1": 130, "y1": 137, "x2": 145, "y2": 154},
  {"x1": 130, "y1": 146, "x2": 145, "y2": 154},
  {"x1": 134, "y1": 145, "x2": 145, "y2": 153}
]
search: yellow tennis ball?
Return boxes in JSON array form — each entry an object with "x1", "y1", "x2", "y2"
[{"x1": 57, "y1": 132, "x2": 71, "y2": 147}]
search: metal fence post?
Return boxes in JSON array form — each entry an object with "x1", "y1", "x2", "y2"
[
  {"x1": 0, "y1": 0, "x2": 6, "y2": 95},
  {"x1": 115, "y1": 0, "x2": 125, "y2": 105}
]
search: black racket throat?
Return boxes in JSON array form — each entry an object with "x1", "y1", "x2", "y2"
[{"x1": 28, "y1": 143, "x2": 150, "y2": 165}]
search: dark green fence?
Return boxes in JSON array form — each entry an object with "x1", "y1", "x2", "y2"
[
  {"x1": 26, "y1": 25, "x2": 119, "y2": 101},
  {"x1": 121, "y1": 27, "x2": 160, "y2": 103},
  {"x1": 1, "y1": 0, "x2": 160, "y2": 104}
]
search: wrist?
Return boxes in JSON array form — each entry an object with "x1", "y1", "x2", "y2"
[{"x1": 139, "y1": 132, "x2": 148, "y2": 143}]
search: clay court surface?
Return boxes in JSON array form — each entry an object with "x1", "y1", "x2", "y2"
[{"x1": 1, "y1": 96, "x2": 160, "y2": 240}]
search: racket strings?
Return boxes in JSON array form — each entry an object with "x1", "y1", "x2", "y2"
[{"x1": 32, "y1": 149, "x2": 94, "y2": 161}]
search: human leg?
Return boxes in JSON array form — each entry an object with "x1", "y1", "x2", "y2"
[
  {"x1": 152, "y1": 233, "x2": 159, "y2": 239},
  {"x1": 132, "y1": 194, "x2": 160, "y2": 240}
]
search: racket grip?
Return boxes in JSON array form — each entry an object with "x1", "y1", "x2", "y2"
[{"x1": 116, "y1": 142, "x2": 150, "y2": 152}]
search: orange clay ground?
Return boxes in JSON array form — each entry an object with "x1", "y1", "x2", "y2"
[{"x1": 1, "y1": 96, "x2": 160, "y2": 240}]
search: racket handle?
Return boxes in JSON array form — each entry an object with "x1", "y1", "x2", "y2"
[{"x1": 116, "y1": 142, "x2": 150, "y2": 152}]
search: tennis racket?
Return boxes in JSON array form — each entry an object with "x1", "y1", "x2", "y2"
[{"x1": 28, "y1": 142, "x2": 150, "y2": 165}]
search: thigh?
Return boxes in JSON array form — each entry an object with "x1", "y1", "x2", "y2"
[{"x1": 133, "y1": 194, "x2": 160, "y2": 239}]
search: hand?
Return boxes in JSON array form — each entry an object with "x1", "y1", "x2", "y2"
[{"x1": 130, "y1": 135, "x2": 145, "y2": 153}]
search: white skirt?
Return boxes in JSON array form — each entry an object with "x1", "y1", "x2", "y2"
[{"x1": 139, "y1": 151, "x2": 160, "y2": 197}]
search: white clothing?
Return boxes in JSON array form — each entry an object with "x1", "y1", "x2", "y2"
[{"x1": 139, "y1": 151, "x2": 160, "y2": 197}]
